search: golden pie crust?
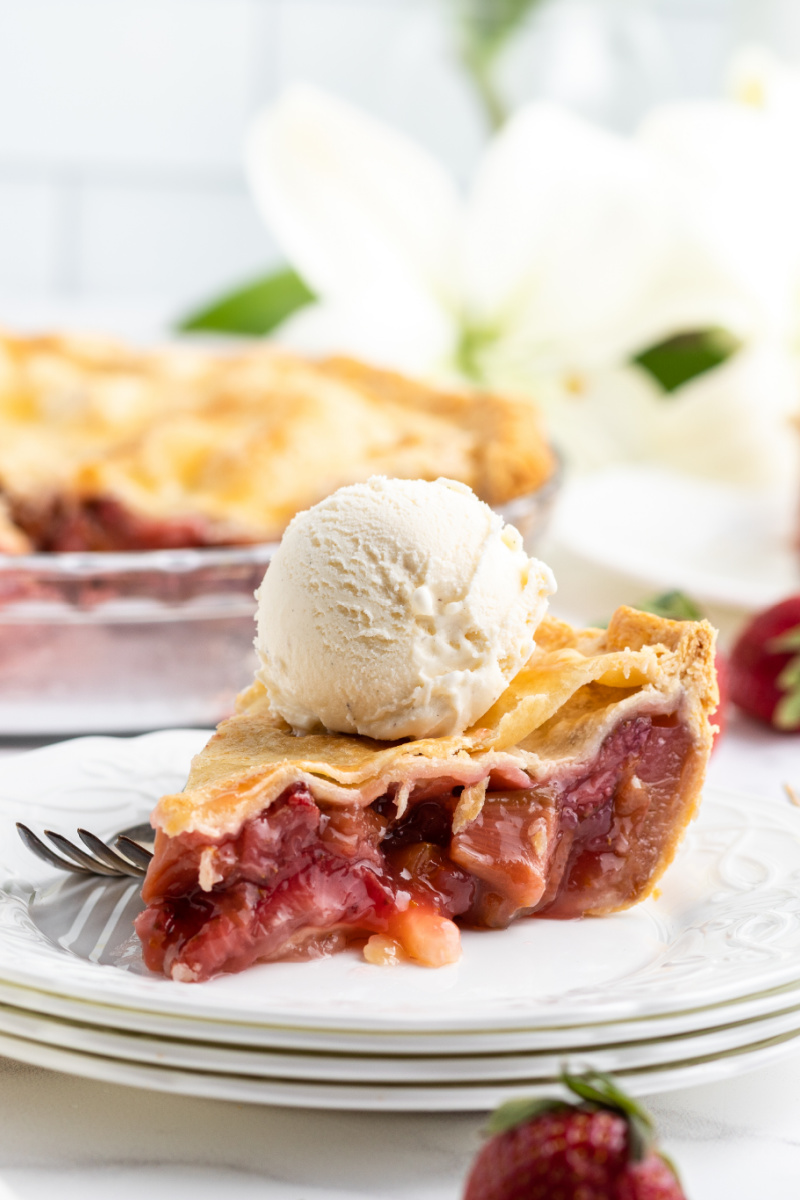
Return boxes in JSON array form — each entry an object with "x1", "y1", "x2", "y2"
[
  {"x1": 152, "y1": 606, "x2": 717, "y2": 913},
  {"x1": 0, "y1": 331, "x2": 556, "y2": 551}
]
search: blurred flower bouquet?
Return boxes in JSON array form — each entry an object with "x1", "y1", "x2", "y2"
[{"x1": 182, "y1": 24, "x2": 800, "y2": 492}]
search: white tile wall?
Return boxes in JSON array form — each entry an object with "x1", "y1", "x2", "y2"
[
  {"x1": 737, "y1": 0, "x2": 800, "y2": 51},
  {"x1": 501, "y1": 0, "x2": 674, "y2": 132},
  {"x1": 0, "y1": 0, "x2": 280, "y2": 322},
  {"x1": 273, "y1": 0, "x2": 485, "y2": 185},
  {"x1": 0, "y1": 0, "x2": 259, "y2": 170},
  {"x1": 649, "y1": 0, "x2": 737, "y2": 103},
  {"x1": 78, "y1": 181, "x2": 275, "y2": 307},
  {"x1": 0, "y1": 178, "x2": 59, "y2": 294},
  {"x1": 0, "y1": 0, "x2": 786, "y2": 326}
]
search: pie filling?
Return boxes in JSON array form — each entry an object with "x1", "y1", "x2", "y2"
[
  {"x1": 136, "y1": 713, "x2": 692, "y2": 982},
  {"x1": 5, "y1": 493, "x2": 238, "y2": 552}
]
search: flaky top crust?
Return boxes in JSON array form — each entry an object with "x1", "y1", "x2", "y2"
[
  {"x1": 152, "y1": 607, "x2": 718, "y2": 840},
  {"x1": 0, "y1": 332, "x2": 555, "y2": 547}
]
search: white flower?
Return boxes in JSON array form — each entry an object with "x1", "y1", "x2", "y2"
[
  {"x1": 629, "y1": 48, "x2": 800, "y2": 489},
  {"x1": 247, "y1": 86, "x2": 740, "y2": 378},
  {"x1": 639, "y1": 71, "x2": 800, "y2": 350},
  {"x1": 245, "y1": 82, "x2": 795, "y2": 487}
]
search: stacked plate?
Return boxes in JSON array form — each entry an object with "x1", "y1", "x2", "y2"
[
  {"x1": 2, "y1": 730, "x2": 800, "y2": 1111},
  {"x1": 553, "y1": 465, "x2": 800, "y2": 610}
]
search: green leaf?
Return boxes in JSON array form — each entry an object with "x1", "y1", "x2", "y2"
[
  {"x1": 768, "y1": 624, "x2": 800, "y2": 655},
  {"x1": 484, "y1": 1096, "x2": 568, "y2": 1136},
  {"x1": 562, "y1": 1071, "x2": 653, "y2": 1127},
  {"x1": 562, "y1": 1070, "x2": 655, "y2": 1162},
  {"x1": 777, "y1": 657, "x2": 800, "y2": 692},
  {"x1": 177, "y1": 268, "x2": 315, "y2": 336},
  {"x1": 632, "y1": 328, "x2": 741, "y2": 394},
  {"x1": 595, "y1": 590, "x2": 704, "y2": 631},
  {"x1": 768, "y1": 626, "x2": 800, "y2": 732},
  {"x1": 774, "y1": 654, "x2": 800, "y2": 731},
  {"x1": 774, "y1": 689, "x2": 800, "y2": 730},
  {"x1": 637, "y1": 591, "x2": 704, "y2": 622},
  {"x1": 484, "y1": 1073, "x2": 662, "y2": 1164}
]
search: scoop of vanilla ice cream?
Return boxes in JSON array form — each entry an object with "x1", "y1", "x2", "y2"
[{"x1": 255, "y1": 476, "x2": 555, "y2": 740}]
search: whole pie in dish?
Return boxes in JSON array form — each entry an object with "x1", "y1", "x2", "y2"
[
  {"x1": 0, "y1": 332, "x2": 555, "y2": 553},
  {"x1": 136, "y1": 606, "x2": 717, "y2": 982}
]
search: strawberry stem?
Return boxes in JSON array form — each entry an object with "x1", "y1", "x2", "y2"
[
  {"x1": 484, "y1": 1071, "x2": 662, "y2": 1164},
  {"x1": 562, "y1": 1070, "x2": 656, "y2": 1162}
]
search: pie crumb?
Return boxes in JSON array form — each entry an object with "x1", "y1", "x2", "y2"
[
  {"x1": 363, "y1": 935, "x2": 404, "y2": 967},
  {"x1": 198, "y1": 847, "x2": 223, "y2": 891}
]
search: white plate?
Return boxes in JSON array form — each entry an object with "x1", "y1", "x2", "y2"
[
  {"x1": 553, "y1": 466, "x2": 800, "y2": 610},
  {"x1": 2, "y1": 985, "x2": 800, "y2": 1085},
  {"x1": 2, "y1": 1020, "x2": 799, "y2": 1111},
  {"x1": 3, "y1": 732, "x2": 800, "y2": 1037},
  {"x1": 5, "y1": 970, "x2": 800, "y2": 1054}
]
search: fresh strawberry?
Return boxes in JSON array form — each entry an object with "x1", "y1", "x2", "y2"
[
  {"x1": 728, "y1": 596, "x2": 800, "y2": 731},
  {"x1": 635, "y1": 591, "x2": 726, "y2": 747},
  {"x1": 463, "y1": 1071, "x2": 685, "y2": 1200}
]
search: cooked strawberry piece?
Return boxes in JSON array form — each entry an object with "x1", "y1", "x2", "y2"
[
  {"x1": 385, "y1": 842, "x2": 475, "y2": 915},
  {"x1": 450, "y1": 796, "x2": 556, "y2": 924},
  {"x1": 138, "y1": 852, "x2": 396, "y2": 981},
  {"x1": 565, "y1": 719, "x2": 650, "y2": 815},
  {"x1": 141, "y1": 785, "x2": 321, "y2": 902},
  {"x1": 135, "y1": 891, "x2": 215, "y2": 968},
  {"x1": 319, "y1": 804, "x2": 386, "y2": 864},
  {"x1": 238, "y1": 786, "x2": 322, "y2": 879}
]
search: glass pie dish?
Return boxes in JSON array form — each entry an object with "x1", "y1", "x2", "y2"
[{"x1": 0, "y1": 475, "x2": 561, "y2": 737}]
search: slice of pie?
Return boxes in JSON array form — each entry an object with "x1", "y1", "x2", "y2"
[
  {"x1": 136, "y1": 606, "x2": 717, "y2": 982},
  {"x1": 0, "y1": 332, "x2": 555, "y2": 552}
]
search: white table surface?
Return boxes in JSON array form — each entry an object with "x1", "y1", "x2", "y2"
[{"x1": 1, "y1": 539, "x2": 799, "y2": 1200}]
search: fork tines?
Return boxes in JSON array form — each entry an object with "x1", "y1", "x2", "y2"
[{"x1": 16, "y1": 823, "x2": 150, "y2": 878}]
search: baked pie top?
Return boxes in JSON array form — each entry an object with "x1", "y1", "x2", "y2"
[
  {"x1": 153, "y1": 605, "x2": 717, "y2": 846},
  {"x1": 0, "y1": 331, "x2": 555, "y2": 552}
]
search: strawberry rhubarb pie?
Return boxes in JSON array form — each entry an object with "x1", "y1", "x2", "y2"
[
  {"x1": 0, "y1": 332, "x2": 554, "y2": 553},
  {"x1": 136, "y1": 478, "x2": 718, "y2": 982}
]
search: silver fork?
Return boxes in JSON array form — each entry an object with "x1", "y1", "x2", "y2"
[{"x1": 16, "y1": 821, "x2": 154, "y2": 879}]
